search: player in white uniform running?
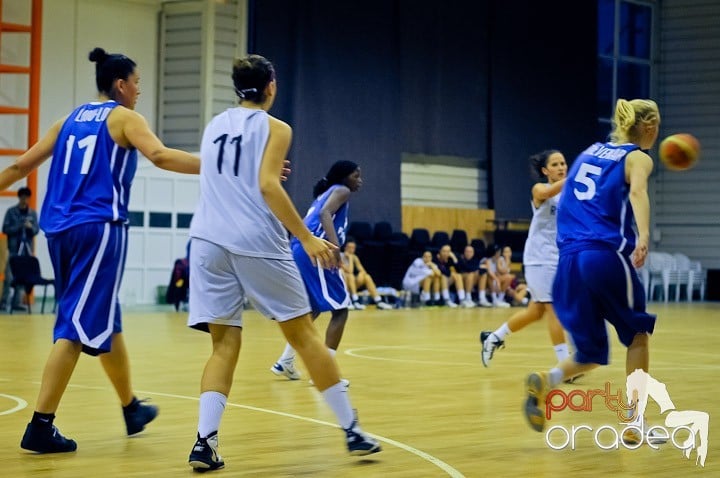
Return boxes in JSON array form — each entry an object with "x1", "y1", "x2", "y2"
[
  {"x1": 480, "y1": 150, "x2": 571, "y2": 368},
  {"x1": 186, "y1": 55, "x2": 380, "y2": 472}
]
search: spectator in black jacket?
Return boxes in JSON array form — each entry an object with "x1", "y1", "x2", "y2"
[{"x1": 1, "y1": 187, "x2": 39, "y2": 310}]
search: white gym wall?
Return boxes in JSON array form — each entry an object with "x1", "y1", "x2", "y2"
[{"x1": 0, "y1": 0, "x2": 198, "y2": 305}]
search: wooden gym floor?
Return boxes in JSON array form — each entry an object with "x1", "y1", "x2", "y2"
[{"x1": 0, "y1": 302, "x2": 717, "y2": 477}]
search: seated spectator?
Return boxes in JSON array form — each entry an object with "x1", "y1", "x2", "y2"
[
  {"x1": 501, "y1": 246, "x2": 529, "y2": 306},
  {"x1": 506, "y1": 280, "x2": 529, "y2": 306},
  {"x1": 456, "y1": 245, "x2": 491, "y2": 307},
  {"x1": 498, "y1": 246, "x2": 517, "y2": 285},
  {"x1": 402, "y1": 250, "x2": 441, "y2": 306},
  {"x1": 434, "y1": 244, "x2": 472, "y2": 308},
  {"x1": 341, "y1": 239, "x2": 392, "y2": 310},
  {"x1": 482, "y1": 244, "x2": 511, "y2": 308},
  {"x1": 166, "y1": 240, "x2": 191, "y2": 312}
]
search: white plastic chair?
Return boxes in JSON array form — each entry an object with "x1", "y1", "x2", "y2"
[
  {"x1": 671, "y1": 253, "x2": 693, "y2": 302},
  {"x1": 647, "y1": 252, "x2": 674, "y2": 302},
  {"x1": 688, "y1": 261, "x2": 706, "y2": 302}
]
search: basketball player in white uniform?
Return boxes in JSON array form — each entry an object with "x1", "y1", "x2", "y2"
[
  {"x1": 480, "y1": 150, "x2": 571, "y2": 367},
  {"x1": 186, "y1": 55, "x2": 380, "y2": 472}
]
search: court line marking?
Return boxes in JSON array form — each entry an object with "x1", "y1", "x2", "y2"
[
  {"x1": 56, "y1": 383, "x2": 464, "y2": 478},
  {"x1": 0, "y1": 393, "x2": 28, "y2": 416},
  {"x1": 343, "y1": 345, "x2": 720, "y2": 370}
]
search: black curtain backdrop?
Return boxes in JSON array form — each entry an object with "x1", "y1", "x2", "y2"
[
  {"x1": 489, "y1": 0, "x2": 598, "y2": 219},
  {"x1": 250, "y1": 0, "x2": 597, "y2": 227}
]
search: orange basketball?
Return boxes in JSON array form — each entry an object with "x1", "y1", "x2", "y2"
[{"x1": 658, "y1": 133, "x2": 700, "y2": 171}]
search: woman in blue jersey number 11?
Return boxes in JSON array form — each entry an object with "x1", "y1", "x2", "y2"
[
  {"x1": 522, "y1": 99, "x2": 660, "y2": 445},
  {"x1": 0, "y1": 47, "x2": 200, "y2": 453}
]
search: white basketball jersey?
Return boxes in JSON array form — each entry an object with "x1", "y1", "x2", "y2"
[
  {"x1": 403, "y1": 258, "x2": 432, "y2": 286},
  {"x1": 190, "y1": 107, "x2": 292, "y2": 259},
  {"x1": 523, "y1": 185, "x2": 559, "y2": 266}
]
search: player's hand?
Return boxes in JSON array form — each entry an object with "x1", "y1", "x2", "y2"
[
  {"x1": 280, "y1": 159, "x2": 291, "y2": 182},
  {"x1": 301, "y1": 236, "x2": 339, "y2": 269},
  {"x1": 631, "y1": 240, "x2": 648, "y2": 268}
]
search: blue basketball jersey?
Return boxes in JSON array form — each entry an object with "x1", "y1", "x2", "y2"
[
  {"x1": 557, "y1": 142, "x2": 640, "y2": 257},
  {"x1": 290, "y1": 184, "x2": 351, "y2": 312},
  {"x1": 40, "y1": 101, "x2": 138, "y2": 235},
  {"x1": 291, "y1": 185, "x2": 349, "y2": 247}
]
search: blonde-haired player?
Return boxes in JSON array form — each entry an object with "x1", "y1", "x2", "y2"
[{"x1": 523, "y1": 99, "x2": 660, "y2": 443}]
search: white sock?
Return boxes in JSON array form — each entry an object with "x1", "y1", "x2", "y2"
[
  {"x1": 433, "y1": 292, "x2": 440, "y2": 301},
  {"x1": 420, "y1": 291, "x2": 430, "y2": 301},
  {"x1": 327, "y1": 347, "x2": 336, "y2": 358},
  {"x1": 479, "y1": 291, "x2": 488, "y2": 301},
  {"x1": 278, "y1": 343, "x2": 296, "y2": 363},
  {"x1": 198, "y1": 391, "x2": 227, "y2": 438},
  {"x1": 352, "y1": 294, "x2": 359, "y2": 302},
  {"x1": 548, "y1": 367, "x2": 564, "y2": 388},
  {"x1": 373, "y1": 295, "x2": 383, "y2": 304},
  {"x1": 498, "y1": 292, "x2": 506, "y2": 301},
  {"x1": 554, "y1": 343, "x2": 569, "y2": 362},
  {"x1": 457, "y1": 290, "x2": 466, "y2": 301},
  {"x1": 321, "y1": 382, "x2": 354, "y2": 429},
  {"x1": 492, "y1": 292, "x2": 499, "y2": 302},
  {"x1": 442, "y1": 289, "x2": 450, "y2": 300},
  {"x1": 493, "y1": 322, "x2": 511, "y2": 341}
]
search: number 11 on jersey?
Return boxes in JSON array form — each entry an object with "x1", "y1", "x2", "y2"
[
  {"x1": 214, "y1": 134, "x2": 242, "y2": 176},
  {"x1": 62, "y1": 134, "x2": 98, "y2": 175}
]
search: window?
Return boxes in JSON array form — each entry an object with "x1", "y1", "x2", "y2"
[
  {"x1": 176, "y1": 213, "x2": 193, "y2": 229},
  {"x1": 149, "y1": 212, "x2": 172, "y2": 228},
  {"x1": 597, "y1": 0, "x2": 655, "y2": 139},
  {"x1": 128, "y1": 211, "x2": 145, "y2": 227}
]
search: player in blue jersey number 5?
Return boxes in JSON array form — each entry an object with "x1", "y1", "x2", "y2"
[{"x1": 522, "y1": 99, "x2": 660, "y2": 443}]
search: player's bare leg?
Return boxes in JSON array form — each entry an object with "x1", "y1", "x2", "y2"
[{"x1": 279, "y1": 314, "x2": 380, "y2": 455}]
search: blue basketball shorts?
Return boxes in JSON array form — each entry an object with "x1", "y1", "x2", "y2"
[
  {"x1": 552, "y1": 248, "x2": 656, "y2": 365},
  {"x1": 47, "y1": 222, "x2": 128, "y2": 356},
  {"x1": 292, "y1": 242, "x2": 350, "y2": 313}
]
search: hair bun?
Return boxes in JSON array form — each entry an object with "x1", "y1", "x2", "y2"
[{"x1": 88, "y1": 47, "x2": 109, "y2": 64}]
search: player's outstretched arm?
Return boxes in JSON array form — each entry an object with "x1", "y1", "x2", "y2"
[
  {"x1": 121, "y1": 109, "x2": 200, "y2": 174},
  {"x1": 0, "y1": 118, "x2": 64, "y2": 191},
  {"x1": 532, "y1": 177, "x2": 566, "y2": 203}
]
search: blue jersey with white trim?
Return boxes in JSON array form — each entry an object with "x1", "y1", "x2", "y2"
[
  {"x1": 556, "y1": 142, "x2": 640, "y2": 257},
  {"x1": 291, "y1": 185, "x2": 349, "y2": 246},
  {"x1": 41, "y1": 101, "x2": 138, "y2": 235}
]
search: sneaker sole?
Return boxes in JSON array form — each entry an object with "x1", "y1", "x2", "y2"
[
  {"x1": 524, "y1": 373, "x2": 546, "y2": 432},
  {"x1": 20, "y1": 443, "x2": 78, "y2": 453},
  {"x1": 349, "y1": 444, "x2": 382, "y2": 456},
  {"x1": 621, "y1": 430, "x2": 669, "y2": 446},
  {"x1": 481, "y1": 346, "x2": 491, "y2": 368},
  {"x1": 270, "y1": 365, "x2": 300, "y2": 381},
  {"x1": 127, "y1": 407, "x2": 159, "y2": 436},
  {"x1": 189, "y1": 460, "x2": 225, "y2": 471},
  {"x1": 479, "y1": 332, "x2": 495, "y2": 368},
  {"x1": 621, "y1": 432, "x2": 641, "y2": 446}
]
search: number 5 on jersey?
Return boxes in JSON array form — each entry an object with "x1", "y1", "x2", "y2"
[{"x1": 573, "y1": 163, "x2": 602, "y2": 200}]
